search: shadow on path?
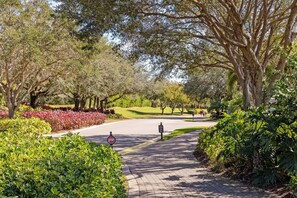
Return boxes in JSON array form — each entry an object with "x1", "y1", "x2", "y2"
[
  {"x1": 85, "y1": 134, "x2": 159, "y2": 152},
  {"x1": 123, "y1": 132, "x2": 277, "y2": 198}
]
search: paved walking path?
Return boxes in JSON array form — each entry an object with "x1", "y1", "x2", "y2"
[{"x1": 122, "y1": 131, "x2": 278, "y2": 198}]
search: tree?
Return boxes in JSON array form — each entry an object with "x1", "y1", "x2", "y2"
[
  {"x1": 0, "y1": 0, "x2": 77, "y2": 118},
  {"x1": 143, "y1": 79, "x2": 168, "y2": 108},
  {"x1": 184, "y1": 68, "x2": 228, "y2": 104},
  {"x1": 29, "y1": 80, "x2": 56, "y2": 108},
  {"x1": 59, "y1": 39, "x2": 144, "y2": 111},
  {"x1": 177, "y1": 93, "x2": 190, "y2": 115},
  {"x1": 53, "y1": 0, "x2": 297, "y2": 109},
  {"x1": 54, "y1": 0, "x2": 123, "y2": 42},
  {"x1": 164, "y1": 84, "x2": 188, "y2": 115},
  {"x1": 113, "y1": 0, "x2": 297, "y2": 109}
]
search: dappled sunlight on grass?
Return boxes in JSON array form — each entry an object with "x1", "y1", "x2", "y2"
[{"x1": 113, "y1": 107, "x2": 186, "y2": 118}]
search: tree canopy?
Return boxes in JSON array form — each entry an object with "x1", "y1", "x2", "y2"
[
  {"x1": 56, "y1": 0, "x2": 297, "y2": 109},
  {"x1": 58, "y1": 39, "x2": 146, "y2": 111},
  {"x1": 0, "y1": 0, "x2": 77, "y2": 117}
]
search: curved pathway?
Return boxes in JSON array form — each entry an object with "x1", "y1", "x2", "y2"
[
  {"x1": 52, "y1": 116, "x2": 216, "y2": 152},
  {"x1": 123, "y1": 131, "x2": 278, "y2": 198},
  {"x1": 51, "y1": 116, "x2": 278, "y2": 197}
]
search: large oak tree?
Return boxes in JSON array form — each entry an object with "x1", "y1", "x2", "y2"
[
  {"x1": 59, "y1": 39, "x2": 144, "y2": 111},
  {"x1": 0, "y1": 0, "x2": 77, "y2": 118},
  {"x1": 116, "y1": 0, "x2": 297, "y2": 109},
  {"x1": 54, "y1": 0, "x2": 297, "y2": 109}
]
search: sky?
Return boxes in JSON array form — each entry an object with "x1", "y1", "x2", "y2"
[{"x1": 48, "y1": 0, "x2": 59, "y2": 8}]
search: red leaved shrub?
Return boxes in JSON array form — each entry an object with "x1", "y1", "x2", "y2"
[
  {"x1": 0, "y1": 111, "x2": 8, "y2": 119},
  {"x1": 22, "y1": 111, "x2": 106, "y2": 132}
]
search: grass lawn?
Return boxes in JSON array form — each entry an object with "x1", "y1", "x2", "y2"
[
  {"x1": 113, "y1": 107, "x2": 188, "y2": 118},
  {"x1": 162, "y1": 126, "x2": 208, "y2": 141}
]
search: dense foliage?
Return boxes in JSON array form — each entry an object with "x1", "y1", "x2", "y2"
[
  {"x1": 197, "y1": 61, "x2": 297, "y2": 194},
  {"x1": 0, "y1": 118, "x2": 51, "y2": 135},
  {"x1": 0, "y1": 132, "x2": 125, "y2": 197},
  {"x1": 22, "y1": 111, "x2": 106, "y2": 132},
  {"x1": 111, "y1": 95, "x2": 151, "y2": 108},
  {"x1": 0, "y1": 0, "x2": 77, "y2": 118}
]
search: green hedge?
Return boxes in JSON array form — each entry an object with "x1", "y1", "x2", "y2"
[
  {"x1": 0, "y1": 132, "x2": 126, "y2": 197},
  {"x1": 0, "y1": 118, "x2": 52, "y2": 135}
]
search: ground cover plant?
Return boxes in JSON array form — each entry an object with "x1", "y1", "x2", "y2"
[
  {"x1": 22, "y1": 111, "x2": 106, "y2": 132},
  {"x1": 0, "y1": 132, "x2": 126, "y2": 197},
  {"x1": 197, "y1": 61, "x2": 297, "y2": 195},
  {"x1": 0, "y1": 118, "x2": 51, "y2": 135}
]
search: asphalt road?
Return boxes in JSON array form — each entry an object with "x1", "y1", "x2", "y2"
[{"x1": 51, "y1": 116, "x2": 216, "y2": 152}]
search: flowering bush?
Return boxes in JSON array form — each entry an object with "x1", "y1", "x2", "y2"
[{"x1": 22, "y1": 111, "x2": 106, "y2": 132}]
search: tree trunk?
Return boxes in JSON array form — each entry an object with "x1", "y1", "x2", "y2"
[
  {"x1": 5, "y1": 93, "x2": 17, "y2": 118},
  {"x1": 161, "y1": 107, "x2": 165, "y2": 115},
  {"x1": 73, "y1": 93, "x2": 80, "y2": 111},
  {"x1": 89, "y1": 97, "x2": 92, "y2": 109},
  {"x1": 104, "y1": 98, "x2": 108, "y2": 109},
  {"x1": 30, "y1": 92, "x2": 38, "y2": 109},
  {"x1": 242, "y1": 69, "x2": 251, "y2": 111},
  {"x1": 160, "y1": 102, "x2": 166, "y2": 115},
  {"x1": 93, "y1": 96, "x2": 97, "y2": 109},
  {"x1": 181, "y1": 105, "x2": 184, "y2": 115},
  {"x1": 96, "y1": 97, "x2": 100, "y2": 109},
  {"x1": 252, "y1": 73, "x2": 264, "y2": 106},
  {"x1": 100, "y1": 99, "x2": 105, "y2": 112},
  {"x1": 80, "y1": 98, "x2": 86, "y2": 110},
  {"x1": 171, "y1": 106, "x2": 175, "y2": 115},
  {"x1": 7, "y1": 104, "x2": 16, "y2": 119}
]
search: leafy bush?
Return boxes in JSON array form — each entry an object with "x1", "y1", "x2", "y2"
[
  {"x1": 22, "y1": 111, "x2": 106, "y2": 132},
  {"x1": 198, "y1": 111, "x2": 246, "y2": 166},
  {"x1": 208, "y1": 100, "x2": 227, "y2": 119},
  {"x1": 0, "y1": 132, "x2": 126, "y2": 197},
  {"x1": 198, "y1": 60, "x2": 297, "y2": 190},
  {"x1": 226, "y1": 92, "x2": 243, "y2": 113},
  {"x1": 17, "y1": 104, "x2": 35, "y2": 113},
  {"x1": 0, "y1": 118, "x2": 51, "y2": 135}
]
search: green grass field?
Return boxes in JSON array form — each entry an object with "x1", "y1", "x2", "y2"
[
  {"x1": 162, "y1": 126, "x2": 208, "y2": 141},
  {"x1": 113, "y1": 107, "x2": 188, "y2": 118}
]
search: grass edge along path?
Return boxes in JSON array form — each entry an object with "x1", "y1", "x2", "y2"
[{"x1": 161, "y1": 126, "x2": 208, "y2": 141}]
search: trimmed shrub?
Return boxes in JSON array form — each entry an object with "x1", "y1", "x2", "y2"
[
  {"x1": 0, "y1": 118, "x2": 51, "y2": 135},
  {"x1": 22, "y1": 111, "x2": 107, "y2": 132},
  {"x1": 0, "y1": 132, "x2": 126, "y2": 197}
]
